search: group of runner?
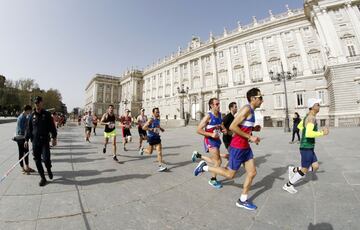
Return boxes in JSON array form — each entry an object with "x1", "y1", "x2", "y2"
[
  {"x1": 77, "y1": 87, "x2": 328, "y2": 210},
  {"x1": 192, "y1": 87, "x2": 329, "y2": 211},
  {"x1": 82, "y1": 105, "x2": 167, "y2": 172}
]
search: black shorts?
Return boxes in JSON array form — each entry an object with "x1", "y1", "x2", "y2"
[
  {"x1": 138, "y1": 127, "x2": 147, "y2": 137},
  {"x1": 122, "y1": 128, "x2": 131, "y2": 138},
  {"x1": 85, "y1": 127, "x2": 92, "y2": 132},
  {"x1": 148, "y1": 136, "x2": 161, "y2": 146}
]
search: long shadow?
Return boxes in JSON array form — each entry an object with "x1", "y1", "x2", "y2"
[
  {"x1": 220, "y1": 154, "x2": 271, "y2": 183},
  {"x1": 163, "y1": 145, "x2": 191, "y2": 150},
  {"x1": 308, "y1": 222, "x2": 333, "y2": 230},
  {"x1": 53, "y1": 173, "x2": 152, "y2": 186},
  {"x1": 53, "y1": 145, "x2": 94, "y2": 150},
  {"x1": 222, "y1": 166, "x2": 287, "y2": 202},
  {"x1": 118, "y1": 152, "x2": 181, "y2": 164},
  {"x1": 53, "y1": 152, "x2": 90, "y2": 156},
  {"x1": 52, "y1": 157, "x2": 106, "y2": 163}
]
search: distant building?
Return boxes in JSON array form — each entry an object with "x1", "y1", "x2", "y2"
[{"x1": 84, "y1": 74, "x2": 121, "y2": 116}]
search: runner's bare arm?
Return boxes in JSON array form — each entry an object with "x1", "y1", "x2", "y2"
[
  {"x1": 100, "y1": 114, "x2": 109, "y2": 125},
  {"x1": 142, "y1": 118, "x2": 153, "y2": 131},
  {"x1": 196, "y1": 114, "x2": 215, "y2": 138}
]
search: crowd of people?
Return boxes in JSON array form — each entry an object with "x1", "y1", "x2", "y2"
[{"x1": 12, "y1": 88, "x2": 330, "y2": 211}]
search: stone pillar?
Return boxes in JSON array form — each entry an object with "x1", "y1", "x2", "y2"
[
  {"x1": 199, "y1": 57, "x2": 204, "y2": 88},
  {"x1": 295, "y1": 29, "x2": 312, "y2": 75},
  {"x1": 276, "y1": 34, "x2": 289, "y2": 71},
  {"x1": 345, "y1": 4, "x2": 360, "y2": 47},
  {"x1": 241, "y1": 44, "x2": 251, "y2": 85},
  {"x1": 170, "y1": 67, "x2": 174, "y2": 96},
  {"x1": 258, "y1": 38, "x2": 270, "y2": 81},
  {"x1": 211, "y1": 51, "x2": 218, "y2": 87},
  {"x1": 225, "y1": 48, "x2": 234, "y2": 86},
  {"x1": 163, "y1": 71, "x2": 166, "y2": 98},
  {"x1": 111, "y1": 85, "x2": 114, "y2": 103},
  {"x1": 188, "y1": 61, "x2": 192, "y2": 89}
]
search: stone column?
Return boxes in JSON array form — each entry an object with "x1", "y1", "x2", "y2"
[
  {"x1": 241, "y1": 44, "x2": 251, "y2": 84},
  {"x1": 199, "y1": 57, "x2": 204, "y2": 88},
  {"x1": 295, "y1": 29, "x2": 311, "y2": 75},
  {"x1": 258, "y1": 38, "x2": 270, "y2": 81},
  {"x1": 225, "y1": 48, "x2": 234, "y2": 86},
  {"x1": 276, "y1": 34, "x2": 289, "y2": 71},
  {"x1": 211, "y1": 51, "x2": 218, "y2": 87},
  {"x1": 170, "y1": 67, "x2": 174, "y2": 96},
  {"x1": 345, "y1": 4, "x2": 360, "y2": 47}
]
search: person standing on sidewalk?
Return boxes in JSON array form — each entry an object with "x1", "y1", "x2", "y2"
[
  {"x1": 283, "y1": 98, "x2": 329, "y2": 194},
  {"x1": 25, "y1": 96, "x2": 57, "y2": 186},
  {"x1": 14, "y1": 105, "x2": 36, "y2": 175},
  {"x1": 193, "y1": 88, "x2": 263, "y2": 210},
  {"x1": 290, "y1": 112, "x2": 301, "y2": 144},
  {"x1": 101, "y1": 104, "x2": 118, "y2": 161}
]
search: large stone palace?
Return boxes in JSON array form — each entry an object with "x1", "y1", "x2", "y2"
[{"x1": 85, "y1": 0, "x2": 360, "y2": 127}]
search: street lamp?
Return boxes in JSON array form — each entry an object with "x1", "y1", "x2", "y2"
[
  {"x1": 269, "y1": 62, "x2": 297, "y2": 132},
  {"x1": 122, "y1": 98, "x2": 129, "y2": 111},
  {"x1": 177, "y1": 84, "x2": 189, "y2": 120}
]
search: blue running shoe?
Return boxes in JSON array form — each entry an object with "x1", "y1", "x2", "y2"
[
  {"x1": 194, "y1": 160, "x2": 207, "y2": 176},
  {"x1": 191, "y1": 151, "x2": 199, "y2": 162},
  {"x1": 208, "y1": 179, "x2": 223, "y2": 189},
  {"x1": 236, "y1": 199, "x2": 257, "y2": 211}
]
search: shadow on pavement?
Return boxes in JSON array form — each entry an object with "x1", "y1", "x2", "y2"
[
  {"x1": 308, "y1": 222, "x2": 333, "y2": 230},
  {"x1": 52, "y1": 157, "x2": 106, "y2": 163},
  {"x1": 163, "y1": 145, "x2": 191, "y2": 149}
]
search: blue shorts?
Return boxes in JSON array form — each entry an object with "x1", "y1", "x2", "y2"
[
  {"x1": 300, "y1": 148, "x2": 318, "y2": 168},
  {"x1": 204, "y1": 138, "x2": 221, "y2": 152},
  {"x1": 228, "y1": 146, "x2": 253, "y2": 171}
]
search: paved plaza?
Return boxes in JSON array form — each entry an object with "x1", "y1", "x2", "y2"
[{"x1": 0, "y1": 121, "x2": 359, "y2": 230}]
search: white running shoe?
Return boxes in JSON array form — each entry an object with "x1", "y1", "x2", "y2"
[
  {"x1": 288, "y1": 165, "x2": 295, "y2": 181},
  {"x1": 158, "y1": 165, "x2": 167, "y2": 172},
  {"x1": 283, "y1": 184, "x2": 297, "y2": 194}
]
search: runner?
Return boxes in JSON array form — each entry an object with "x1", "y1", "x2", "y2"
[
  {"x1": 83, "y1": 111, "x2": 93, "y2": 142},
  {"x1": 92, "y1": 113, "x2": 98, "y2": 136},
  {"x1": 119, "y1": 109, "x2": 132, "y2": 151},
  {"x1": 193, "y1": 88, "x2": 263, "y2": 210},
  {"x1": 136, "y1": 108, "x2": 148, "y2": 150},
  {"x1": 283, "y1": 98, "x2": 329, "y2": 194},
  {"x1": 100, "y1": 105, "x2": 118, "y2": 161},
  {"x1": 221, "y1": 102, "x2": 238, "y2": 167},
  {"x1": 191, "y1": 97, "x2": 227, "y2": 189},
  {"x1": 139, "y1": 107, "x2": 167, "y2": 172}
]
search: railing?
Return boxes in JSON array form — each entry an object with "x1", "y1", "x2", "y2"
[
  {"x1": 347, "y1": 55, "x2": 360, "y2": 62},
  {"x1": 233, "y1": 81, "x2": 245, "y2": 86}
]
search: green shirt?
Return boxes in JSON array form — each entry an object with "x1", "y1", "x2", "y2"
[{"x1": 300, "y1": 115, "x2": 318, "y2": 149}]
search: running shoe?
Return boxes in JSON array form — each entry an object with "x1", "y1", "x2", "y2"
[
  {"x1": 158, "y1": 165, "x2": 167, "y2": 172},
  {"x1": 208, "y1": 179, "x2": 223, "y2": 189},
  {"x1": 194, "y1": 160, "x2": 207, "y2": 176},
  {"x1": 236, "y1": 199, "x2": 257, "y2": 211},
  {"x1": 103, "y1": 147, "x2": 106, "y2": 154},
  {"x1": 191, "y1": 151, "x2": 199, "y2": 162},
  {"x1": 288, "y1": 165, "x2": 295, "y2": 180},
  {"x1": 139, "y1": 148, "x2": 144, "y2": 156},
  {"x1": 282, "y1": 184, "x2": 297, "y2": 194},
  {"x1": 113, "y1": 155, "x2": 119, "y2": 162}
]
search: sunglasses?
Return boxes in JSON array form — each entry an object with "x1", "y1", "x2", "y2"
[
  {"x1": 214, "y1": 103, "x2": 220, "y2": 106},
  {"x1": 254, "y1": 96, "x2": 263, "y2": 100}
]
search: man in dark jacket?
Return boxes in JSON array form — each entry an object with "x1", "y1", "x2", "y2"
[{"x1": 25, "y1": 96, "x2": 57, "y2": 186}]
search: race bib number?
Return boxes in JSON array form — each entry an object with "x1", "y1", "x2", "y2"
[{"x1": 108, "y1": 122, "x2": 115, "y2": 129}]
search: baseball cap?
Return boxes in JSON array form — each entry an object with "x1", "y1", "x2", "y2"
[
  {"x1": 307, "y1": 98, "x2": 321, "y2": 109},
  {"x1": 34, "y1": 96, "x2": 43, "y2": 104}
]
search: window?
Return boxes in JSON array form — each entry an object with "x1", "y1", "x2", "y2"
[
  {"x1": 174, "y1": 67, "x2": 178, "y2": 72},
  {"x1": 205, "y1": 56, "x2": 210, "y2": 63},
  {"x1": 250, "y1": 64, "x2": 262, "y2": 82},
  {"x1": 183, "y1": 64, "x2": 187, "y2": 70},
  {"x1": 220, "y1": 100, "x2": 227, "y2": 112},
  {"x1": 343, "y1": 36, "x2": 357, "y2": 57},
  {"x1": 285, "y1": 32, "x2": 293, "y2": 41},
  {"x1": 167, "y1": 70, "x2": 170, "y2": 75},
  {"x1": 266, "y1": 36, "x2": 274, "y2": 46},
  {"x1": 296, "y1": 93, "x2": 304, "y2": 107},
  {"x1": 268, "y1": 59, "x2": 280, "y2": 74},
  {"x1": 233, "y1": 46, "x2": 239, "y2": 54},
  {"x1": 193, "y1": 77, "x2": 200, "y2": 89},
  {"x1": 274, "y1": 94, "x2": 284, "y2": 108},
  {"x1": 218, "y1": 71, "x2": 227, "y2": 86},
  {"x1": 303, "y1": 27, "x2": 311, "y2": 37},
  {"x1": 205, "y1": 75, "x2": 212, "y2": 87},
  {"x1": 218, "y1": 51, "x2": 224, "y2": 59},
  {"x1": 233, "y1": 68, "x2": 245, "y2": 84},
  {"x1": 249, "y1": 42, "x2": 256, "y2": 51},
  {"x1": 193, "y1": 60, "x2": 198, "y2": 66},
  {"x1": 334, "y1": 9, "x2": 343, "y2": 20},
  {"x1": 308, "y1": 52, "x2": 322, "y2": 71},
  {"x1": 317, "y1": 90, "x2": 326, "y2": 105}
]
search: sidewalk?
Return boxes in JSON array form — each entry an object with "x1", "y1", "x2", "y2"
[{"x1": 0, "y1": 122, "x2": 359, "y2": 230}]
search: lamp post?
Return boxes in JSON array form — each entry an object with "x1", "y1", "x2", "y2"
[
  {"x1": 269, "y1": 62, "x2": 297, "y2": 132},
  {"x1": 122, "y1": 98, "x2": 129, "y2": 111},
  {"x1": 177, "y1": 84, "x2": 189, "y2": 120}
]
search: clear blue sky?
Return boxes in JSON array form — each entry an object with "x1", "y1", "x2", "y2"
[{"x1": 0, "y1": 0, "x2": 303, "y2": 111}]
